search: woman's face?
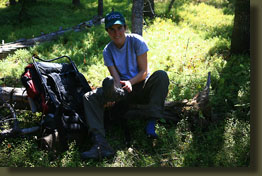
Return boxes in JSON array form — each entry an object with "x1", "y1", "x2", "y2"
[{"x1": 107, "y1": 24, "x2": 126, "y2": 49}]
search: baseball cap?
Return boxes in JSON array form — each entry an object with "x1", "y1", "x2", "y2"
[{"x1": 105, "y1": 11, "x2": 126, "y2": 29}]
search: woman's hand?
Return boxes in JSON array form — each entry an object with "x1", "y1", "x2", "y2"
[{"x1": 120, "y1": 80, "x2": 132, "y2": 93}]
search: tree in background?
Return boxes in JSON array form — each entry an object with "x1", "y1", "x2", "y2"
[
  {"x1": 98, "y1": 0, "x2": 103, "y2": 17},
  {"x1": 9, "y1": 0, "x2": 16, "y2": 5},
  {"x1": 18, "y1": 0, "x2": 37, "y2": 22},
  {"x1": 167, "y1": 0, "x2": 175, "y2": 13},
  {"x1": 72, "y1": 0, "x2": 80, "y2": 6},
  {"x1": 132, "y1": 0, "x2": 144, "y2": 36},
  {"x1": 230, "y1": 0, "x2": 250, "y2": 54},
  {"x1": 144, "y1": 0, "x2": 155, "y2": 18}
]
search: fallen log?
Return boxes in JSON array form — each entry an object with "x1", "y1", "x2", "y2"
[
  {"x1": 1, "y1": 72, "x2": 212, "y2": 128},
  {"x1": 125, "y1": 72, "x2": 212, "y2": 128},
  {"x1": 0, "y1": 86, "x2": 30, "y2": 110},
  {"x1": 0, "y1": 16, "x2": 103, "y2": 59}
]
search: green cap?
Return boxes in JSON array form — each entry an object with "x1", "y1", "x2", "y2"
[{"x1": 105, "y1": 12, "x2": 126, "y2": 29}]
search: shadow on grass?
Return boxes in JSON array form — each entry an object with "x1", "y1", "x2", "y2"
[
  {"x1": 183, "y1": 51, "x2": 250, "y2": 166},
  {"x1": 0, "y1": 0, "x2": 97, "y2": 43},
  {"x1": 199, "y1": 0, "x2": 235, "y2": 15},
  {"x1": 154, "y1": 0, "x2": 191, "y2": 24},
  {"x1": 0, "y1": 0, "x2": 134, "y2": 43}
]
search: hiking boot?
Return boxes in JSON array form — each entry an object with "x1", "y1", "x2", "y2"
[
  {"x1": 81, "y1": 133, "x2": 115, "y2": 160},
  {"x1": 102, "y1": 76, "x2": 127, "y2": 102}
]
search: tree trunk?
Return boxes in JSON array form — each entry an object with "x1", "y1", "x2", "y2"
[
  {"x1": 167, "y1": 0, "x2": 175, "y2": 13},
  {"x1": 132, "y1": 0, "x2": 144, "y2": 36},
  {"x1": 98, "y1": 0, "x2": 103, "y2": 17},
  {"x1": 18, "y1": 0, "x2": 37, "y2": 22},
  {"x1": 230, "y1": 0, "x2": 250, "y2": 54},
  {"x1": 144, "y1": 0, "x2": 155, "y2": 18},
  {"x1": 9, "y1": 0, "x2": 16, "y2": 5},
  {"x1": 72, "y1": 0, "x2": 80, "y2": 6},
  {"x1": 19, "y1": 0, "x2": 36, "y2": 3}
]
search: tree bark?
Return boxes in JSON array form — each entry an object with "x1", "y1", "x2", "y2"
[
  {"x1": 167, "y1": 0, "x2": 175, "y2": 13},
  {"x1": 132, "y1": 0, "x2": 144, "y2": 36},
  {"x1": 0, "y1": 87, "x2": 31, "y2": 110},
  {"x1": 230, "y1": 0, "x2": 250, "y2": 54},
  {"x1": 98, "y1": 0, "x2": 103, "y2": 17},
  {"x1": 72, "y1": 0, "x2": 80, "y2": 6},
  {"x1": 144, "y1": 0, "x2": 155, "y2": 18},
  {"x1": 9, "y1": 0, "x2": 16, "y2": 6},
  {"x1": 18, "y1": 0, "x2": 37, "y2": 22}
]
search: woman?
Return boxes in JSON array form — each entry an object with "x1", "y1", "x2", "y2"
[{"x1": 81, "y1": 11, "x2": 169, "y2": 160}]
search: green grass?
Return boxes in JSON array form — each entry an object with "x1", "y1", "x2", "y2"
[{"x1": 0, "y1": 0, "x2": 250, "y2": 167}]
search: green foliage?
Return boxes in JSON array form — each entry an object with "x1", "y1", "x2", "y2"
[
  {"x1": 177, "y1": 2, "x2": 234, "y2": 39},
  {"x1": 0, "y1": 0, "x2": 249, "y2": 167},
  {"x1": 60, "y1": 141, "x2": 82, "y2": 167},
  {"x1": 0, "y1": 138, "x2": 50, "y2": 167},
  {"x1": 211, "y1": 54, "x2": 250, "y2": 118},
  {"x1": 214, "y1": 116, "x2": 250, "y2": 166},
  {"x1": 0, "y1": 49, "x2": 31, "y2": 86}
]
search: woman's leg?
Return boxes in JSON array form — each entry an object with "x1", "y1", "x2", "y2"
[{"x1": 142, "y1": 70, "x2": 170, "y2": 118}]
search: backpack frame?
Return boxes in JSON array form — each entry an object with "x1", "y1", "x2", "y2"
[{"x1": 21, "y1": 55, "x2": 92, "y2": 143}]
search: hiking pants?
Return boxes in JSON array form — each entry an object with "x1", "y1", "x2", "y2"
[{"x1": 83, "y1": 70, "x2": 169, "y2": 137}]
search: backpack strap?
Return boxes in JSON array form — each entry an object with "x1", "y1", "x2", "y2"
[{"x1": 75, "y1": 72, "x2": 92, "y2": 93}]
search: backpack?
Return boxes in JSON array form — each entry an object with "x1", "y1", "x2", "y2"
[{"x1": 21, "y1": 56, "x2": 92, "y2": 142}]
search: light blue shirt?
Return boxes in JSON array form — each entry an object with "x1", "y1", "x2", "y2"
[{"x1": 103, "y1": 33, "x2": 149, "y2": 80}]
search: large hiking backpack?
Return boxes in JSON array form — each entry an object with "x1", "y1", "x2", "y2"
[{"x1": 21, "y1": 55, "x2": 92, "y2": 141}]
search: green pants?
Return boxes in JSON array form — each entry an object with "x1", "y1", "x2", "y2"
[{"x1": 83, "y1": 70, "x2": 169, "y2": 137}]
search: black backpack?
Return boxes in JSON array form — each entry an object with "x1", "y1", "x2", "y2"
[{"x1": 21, "y1": 55, "x2": 92, "y2": 141}]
